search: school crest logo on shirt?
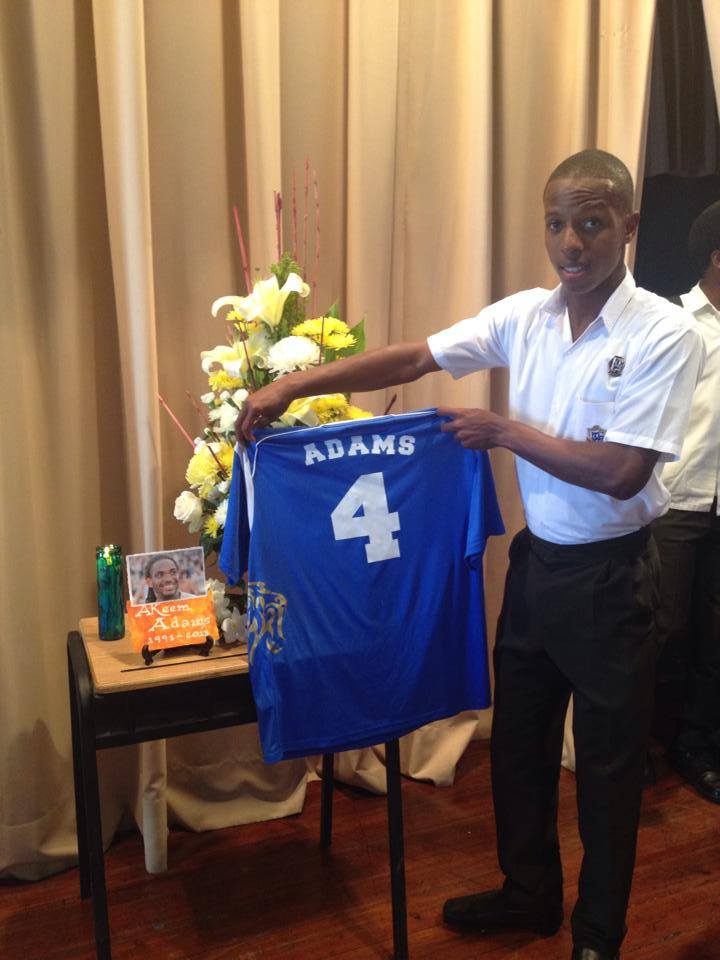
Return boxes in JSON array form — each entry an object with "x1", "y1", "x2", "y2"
[
  {"x1": 608, "y1": 355, "x2": 625, "y2": 377},
  {"x1": 247, "y1": 581, "x2": 288, "y2": 664},
  {"x1": 587, "y1": 425, "x2": 607, "y2": 442}
]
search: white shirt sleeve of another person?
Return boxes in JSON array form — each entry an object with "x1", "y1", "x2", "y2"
[{"x1": 604, "y1": 311, "x2": 705, "y2": 462}]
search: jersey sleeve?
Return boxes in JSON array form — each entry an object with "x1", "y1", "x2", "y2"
[
  {"x1": 604, "y1": 320, "x2": 705, "y2": 461},
  {"x1": 218, "y1": 446, "x2": 250, "y2": 586},
  {"x1": 465, "y1": 451, "x2": 505, "y2": 567}
]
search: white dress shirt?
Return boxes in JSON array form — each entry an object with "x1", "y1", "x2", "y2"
[
  {"x1": 660, "y1": 284, "x2": 720, "y2": 514},
  {"x1": 428, "y1": 271, "x2": 705, "y2": 544}
]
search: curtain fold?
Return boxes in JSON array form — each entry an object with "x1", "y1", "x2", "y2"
[
  {"x1": 703, "y1": 0, "x2": 720, "y2": 119},
  {"x1": 1, "y1": 0, "x2": 664, "y2": 879}
]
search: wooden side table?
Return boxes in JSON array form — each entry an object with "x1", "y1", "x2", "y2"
[{"x1": 67, "y1": 620, "x2": 409, "y2": 960}]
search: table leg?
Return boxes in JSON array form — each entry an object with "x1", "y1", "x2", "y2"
[
  {"x1": 320, "y1": 753, "x2": 334, "y2": 847},
  {"x1": 385, "y1": 739, "x2": 408, "y2": 960},
  {"x1": 68, "y1": 633, "x2": 112, "y2": 960},
  {"x1": 68, "y1": 638, "x2": 90, "y2": 899}
]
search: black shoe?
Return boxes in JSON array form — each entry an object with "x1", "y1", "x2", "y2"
[
  {"x1": 442, "y1": 888, "x2": 562, "y2": 936},
  {"x1": 571, "y1": 949, "x2": 619, "y2": 960},
  {"x1": 666, "y1": 744, "x2": 720, "y2": 803}
]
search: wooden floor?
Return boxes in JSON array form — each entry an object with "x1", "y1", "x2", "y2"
[{"x1": 2, "y1": 741, "x2": 719, "y2": 960}]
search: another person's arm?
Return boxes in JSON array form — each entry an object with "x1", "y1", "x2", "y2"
[{"x1": 236, "y1": 340, "x2": 440, "y2": 441}]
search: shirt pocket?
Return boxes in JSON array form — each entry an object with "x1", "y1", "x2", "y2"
[{"x1": 567, "y1": 398, "x2": 615, "y2": 443}]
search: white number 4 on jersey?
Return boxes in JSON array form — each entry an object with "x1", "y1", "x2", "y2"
[{"x1": 331, "y1": 472, "x2": 401, "y2": 563}]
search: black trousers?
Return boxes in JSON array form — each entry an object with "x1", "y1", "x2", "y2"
[
  {"x1": 491, "y1": 527, "x2": 659, "y2": 955},
  {"x1": 652, "y1": 503, "x2": 720, "y2": 754}
]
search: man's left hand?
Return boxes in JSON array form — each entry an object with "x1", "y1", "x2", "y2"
[{"x1": 437, "y1": 407, "x2": 507, "y2": 450}]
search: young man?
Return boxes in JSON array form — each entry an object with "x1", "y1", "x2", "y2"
[
  {"x1": 652, "y1": 200, "x2": 720, "y2": 802},
  {"x1": 143, "y1": 553, "x2": 195, "y2": 603},
  {"x1": 235, "y1": 150, "x2": 704, "y2": 960}
]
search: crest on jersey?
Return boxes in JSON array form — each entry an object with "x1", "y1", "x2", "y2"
[
  {"x1": 247, "y1": 581, "x2": 288, "y2": 664},
  {"x1": 608, "y1": 355, "x2": 625, "y2": 377},
  {"x1": 587, "y1": 424, "x2": 607, "y2": 442}
]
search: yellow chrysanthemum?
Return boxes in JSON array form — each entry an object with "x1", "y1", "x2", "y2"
[
  {"x1": 216, "y1": 441, "x2": 234, "y2": 475},
  {"x1": 324, "y1": 332, "x2": 356, "y2": 350},
  {"x1": 308, "y1": 394, "x2": 350, "y2": 424},
  {"x1": 291, "y1": 317, "x2": 355, "y2": 351},
  {"x1": 186, "y1": 442, "x2": 234, "y2": 498},
  {"x1": 203, "y1": 514, "x2": 221, "y2": 539},
  {"x1": 208, "y1": 370, "x2": 245, "y2": 392},
  {"x1": 345, "y1": 405, "x2": 374, "y2": 420}
]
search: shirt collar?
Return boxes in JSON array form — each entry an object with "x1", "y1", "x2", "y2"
[
  {"x1": 683, "y1": 283, "x2": 720, "y2": 320},
  {"x1": 540, "y1": 268, "x2": 636, "y2": 331}
]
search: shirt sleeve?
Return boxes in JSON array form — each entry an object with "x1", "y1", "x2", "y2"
[
  {"x1": 465, "y1": 451, "x2": 505, "y2": 567},
  {"x1": 427, "y1": 295, "x2": 519, "y2": 378},
  {"x1": 604, "y1": 319, "x2": 705, "y2": 461},
  {"x1": 218, "y1": 446, "x2": 251, "y2": 586}
]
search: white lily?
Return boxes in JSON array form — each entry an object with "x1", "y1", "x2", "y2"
[
  {"x1": 206, "y1": 578, "x2": 232, "y2": 623},
  {"x1": 221, "y1": 607, "x2": 247, "y2": 645},
  {"x1": 201, "y1": 335, "x2": 270, "y2": 377},
  {"x1": 277, "y1": 396, "x2": 320, "y2": 428},
  {"x1": 211, "y1": 272, "x2": 310, "y2": 330}
]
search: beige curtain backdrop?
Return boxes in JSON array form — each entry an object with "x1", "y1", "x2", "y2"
[{"x1": 0, "y1": 0, "x2": 657, "y2": 880}]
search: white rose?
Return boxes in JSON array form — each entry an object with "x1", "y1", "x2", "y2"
[
  {"x1": 200, "y1": 391, "x2": 216, "y2": 405},
  {"x1": 266, "y1": 336, "x2": 320, "y2": 377},
  {"x1": 173, "y1": 490, "x2": 204, "y2": 533}
]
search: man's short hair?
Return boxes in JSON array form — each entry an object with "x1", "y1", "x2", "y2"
[
  {"x1": 545, "y1": 149, "x2": 634, "y2": 214},
  {"x1": 688, "y1": 200, "x2": 720, "y2": 281},
  {"x1": 144, "y1": 552, "x2": 179, "y2": 579}
]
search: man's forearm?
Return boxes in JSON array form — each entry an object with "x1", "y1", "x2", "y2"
[
  {"x1": 237, "y1": 340, "x2": 439, "y2": 440},
  {"x1": 280, "y1": 341, "x2": 436, "y2": 401},
  {"x1": 496, "y1": 419, "x2": 658, "y2": 500}
]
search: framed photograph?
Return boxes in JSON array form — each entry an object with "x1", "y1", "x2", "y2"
[{"x1": 126, "y1": 547, "x2": 207, "y2": 607}]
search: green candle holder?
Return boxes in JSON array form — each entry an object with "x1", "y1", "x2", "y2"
[{"x1": 96, "y1": 544, "x2": 125, "y2": 641}]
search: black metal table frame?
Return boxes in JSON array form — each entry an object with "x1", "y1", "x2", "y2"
[{"x1": 67, "y1": 630, "x2": 409, "y2": 960}]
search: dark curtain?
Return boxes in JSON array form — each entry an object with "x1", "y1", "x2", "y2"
[{"x1": 635, "y1": 0, "x2": 720, "y2": 296}]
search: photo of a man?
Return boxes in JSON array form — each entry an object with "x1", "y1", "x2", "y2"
[{"x1": 127, "y1": 547, "x2": 207, "y2": 606}]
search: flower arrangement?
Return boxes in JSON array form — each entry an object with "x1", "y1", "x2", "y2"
[{"x1": 167, "y1": 167, "x2": 374, "y2": 572}]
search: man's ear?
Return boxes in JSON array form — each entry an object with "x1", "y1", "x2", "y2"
[
  {"x1": 710, "y1": 249, "x2": 720, "y2": 270},
  {"x1": 624, "y1": 211, "x2": 640, "y2": 243}
]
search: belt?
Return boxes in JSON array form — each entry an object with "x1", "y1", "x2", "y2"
[{"x1": 526, "y1": 525, "x2": 651, "y2": 563}]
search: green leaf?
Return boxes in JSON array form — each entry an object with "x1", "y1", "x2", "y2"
[
  {"x1": 325, "y1": 300, "x2": 341, "y2": 320},
  {"x1": 346, "y1": 315, "x2": 366, "y2": 355}
]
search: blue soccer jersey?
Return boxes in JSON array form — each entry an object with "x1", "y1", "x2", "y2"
[{"x1": 220, "y1": 408, "x2": 504, "y2": 763}]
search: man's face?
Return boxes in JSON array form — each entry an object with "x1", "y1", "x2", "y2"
[
  {"x1": 543, "y1": 177, "x2": 639, "y2": 300},
  {"x1": 148, "y1": 559, "x2": 180, "y2": 600}
]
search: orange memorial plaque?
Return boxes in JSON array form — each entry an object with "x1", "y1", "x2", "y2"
[{"x1": 126, "y1": 591, "x2": 220, "y2": 663}]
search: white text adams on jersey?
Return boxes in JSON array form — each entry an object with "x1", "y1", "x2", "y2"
[{"x1": 304, "y1": 433, "x2": 416, "y2": 466}]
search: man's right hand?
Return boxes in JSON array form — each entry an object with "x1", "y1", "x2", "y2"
[{"x1": 235, "y1": 379, "x2": 294, "y2": 443}]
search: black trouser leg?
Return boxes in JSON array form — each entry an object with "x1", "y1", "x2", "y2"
[
  {"x1": 492, "y1": 528, "x2": 659, "y2": 955},
  {"x1": 684, "y1": 509, "x2": 720, "y2": 753},
  {"x1": 558, "y1": 540, "x2": 659, "y2": 954},
  {"x1": 491, "y1": 531, "x2": 569, "y2": 913},
  {"x1": 652, "y1": 506, "x2": 720, "y2": 753}
]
